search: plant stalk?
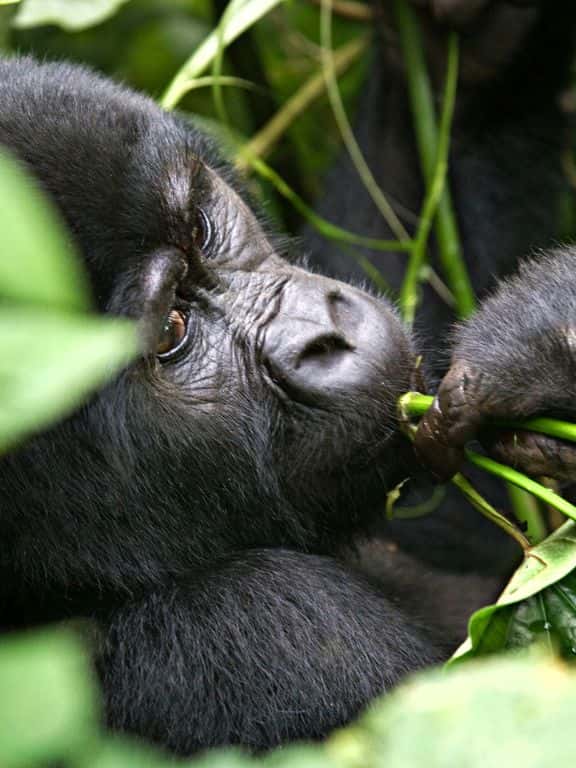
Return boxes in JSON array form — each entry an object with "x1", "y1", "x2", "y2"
[{"x1": 393, "y1": 0, "x2": 475, "y2": 318}]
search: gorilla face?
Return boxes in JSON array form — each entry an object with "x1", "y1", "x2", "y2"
[{"x1": 0, "y1": 59, "x2": 415, "y2": 597}]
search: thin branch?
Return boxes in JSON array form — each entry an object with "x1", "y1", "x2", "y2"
[
  {"x1": 466, "y1": 450, "x2": 576, "y2": 525},
  {"x1": 400, "y1": 31, "x2": 459, "y2": 324},
  {"x1": 452, "y1": 471, "x2": 531, "y2": 552},
  {"x1": 400, "y1": 392, "x2": 576, "y2": 444},
  {"x1": 247, "y1": 156, "x2": 412, "y2": 251},
  {"x1": 320, "y1": 0, "x2": 410, "y2": 242},
  {"x1": 161, "y1": 0, "x2": 284, "y2": 110},
  {"x1": 236, "y1": 36, "x2": 367, "y2": 171},
  {"x1": 394, "y1": 0, "x2": 475, "y2": 318}
]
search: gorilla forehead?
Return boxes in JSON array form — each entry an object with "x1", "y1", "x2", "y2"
[{"x1": 0, "y1": 56, "x2": 229, "y2": 298}]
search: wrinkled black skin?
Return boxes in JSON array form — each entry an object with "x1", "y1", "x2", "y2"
[{"x1": 0, "y1": 1, "x2": 575, "y2": 757}]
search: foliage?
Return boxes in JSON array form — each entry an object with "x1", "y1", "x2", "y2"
[
  {"x1": 4, "y1": 631, "x2": 576, "y2": 767},
  {"x1": 451, "y1": 522, "x2": 576, "y2": 664},
  {"x1": 0, "y1": 148, "x2": 137, "y2": 451},
  {"x1": 0, "y1": 127, "x2": 139, "y2": 768},
  {"x1": 13, "y1": 0, "x2": 132, "y2": 31},
  {"x1": 0, "y1": 630, "x2": 98, "y2": 768}
]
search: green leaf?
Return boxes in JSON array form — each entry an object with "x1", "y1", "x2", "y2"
[
  {"x1": 12, "y1": 0, "x2": 131, "y2": 30},
  {"x1": 80, "y1": 738, "x2": 177, "y2": 768},
  {"x1": 161, "y1": 0, "x2": 285, "y2": 109},
  {"x1": 0, "y1": 629, "x2": 98, "y2": 767},
  {"x1": 0, "y1": 308, "x2": 137, "y2": 451},
  {"x1": 343, "y1": 653, "x2": 576, "y2": 768},
  {"x1": 265, "y1": 746, "x2": 333, "y2": 768},
  {"x1": 0, "y1": 148, "x2": 89, "y2": 311},
  {"x1": 449, "y1": 521, "x2": 576, "y2": 664}
]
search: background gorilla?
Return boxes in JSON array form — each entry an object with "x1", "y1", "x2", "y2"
[
  {"x1": 307, "y1": 0, "x2": 576, "y2": 576},
  {"x1": 0, "y1": 0, "x2": 575, "y2": 758}
]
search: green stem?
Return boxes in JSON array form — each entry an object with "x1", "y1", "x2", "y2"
[
  {"x1": 400, "y1": 31, "x2": 459, "y2": 324},
  {"x1": 393, "y1": 0, "x2": 475, "y2": 318},
  {"x1": 398, "y1": 391, "x2": 434, "y2": 418},
  {"x1": 247, "y1": 156, "x2": 412, "y2": 252},
  {"x1": 504, "y1": 417, "x2": 576, "y2": 444},
  {"x1": 161, "y1": 0, "x2": 284, "y2": 109},
  {"x1": 466, "y1": 450, "x2": 576, "y2": 524},
  {"x1": 399, "y1": 390, "x2": 568, "y2": 537},
  {"x1": 174, "y1": 75, "x2": 260, "y2": 95},
  {"x1": 236, "y1": 37, "x2": 367, "y2": 171},
  {"x1": 451, "y1": 472, "x2": 531, "y2": 552},
  {"x1": 506, "y1": 484, "x2": 547, "y2": 545},
  {"x1": 320, "y1": 0, "x2": 409, "y2": 242},
  {"x1": 211, "y1": 0, "x2": 238, "y2": 126},
  {"x1": 399, "y1": 419, "x2": 530, "y2": 549},
  {"x1": 399, "y1": 392, "x2": 576, "y2": 444}
]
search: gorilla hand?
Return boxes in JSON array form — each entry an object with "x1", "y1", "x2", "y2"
[{"x1": 415, "y1": 248, "x2": 576, "y2": 483}]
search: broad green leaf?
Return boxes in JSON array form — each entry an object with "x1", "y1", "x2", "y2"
[
  {"x1": 192, "y1": 751, "x2": 262, "y2": 768},
  {"x1": 264, "y1": 747, "x2": 333, "y2": 768},
  {"x1": 0, "y1": 308, "x2": 137, "y2": 450},
  {"x1": 0, "y1": 148, "x2": 89, "y2": 311},
  {"x1": 87, "y1": 744, "x2": 256, "y2": 768},
  {"x1": 13, "y1": 0, "x2": 131, "y2": 30},
  {"x1": 82, "y1": 738, "x2": 176, "y2": 768},
  {"x1": 0, "y1": 629, "x2": 98, "y2": 767},
  {"x1": 340, "y1": 653, "x2": 576, "y2": 768},
  {"x1": 450, "y1": 521, "x2": 576, "y2": 664}
]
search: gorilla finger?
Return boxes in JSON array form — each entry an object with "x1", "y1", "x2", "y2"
[
  {"x1": 414, "y1": 398, "x2": 466, "y2": 481},
  {"x1": 484, "y1": 430, "x2": 576, "y2": 483},
  {"x1": 414, "y1": 361, "x2": 486, "y2": 480}
]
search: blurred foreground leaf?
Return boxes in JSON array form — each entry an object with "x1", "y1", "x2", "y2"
[
  {"x1": 83, "y1": 739, "x2": 177, "y2": 768},
  {"x1": 0, "y1": 148, "x2": 89, "y2": 311},
  {"x1": 13, "y1": 0, "x2": 131, "y2": 31},
  {"x1": 4, "y1": 637, "x2": 576, "y2": 767},
  {"x1": 0, "y1": 308, "x2": 136, "y2": 450},
  {"x1": 0, "y1": 630, "x2": 97, "y2": 768},
  {"x1": 338, "y1": 653, "x2": 576, "y2": 768},
  {"x1": 0, "y1": 148, "x2": 138, "y2": 450},
  {"x1": 450, "y1": 521, "x2": 576, "y2": 664}
]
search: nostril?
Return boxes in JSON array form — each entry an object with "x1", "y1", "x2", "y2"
[
  {"x1": 298, "y1": 334, "x2": 353, "y2": 367},
  {"x1": 326, "y1": 289, "x2": 362, "y2": 335}
]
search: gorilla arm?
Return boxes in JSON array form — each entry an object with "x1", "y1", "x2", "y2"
[
  {"x1": 415, "y1": 248, "x2": 576, "y2": 482},
  {"x1": 98, "y1": 550, "x2": 441, "y2": 754}
]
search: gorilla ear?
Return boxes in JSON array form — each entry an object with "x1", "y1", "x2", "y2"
[{"x1": 135, "y1": 248, "x2": 188, "y2": 352}]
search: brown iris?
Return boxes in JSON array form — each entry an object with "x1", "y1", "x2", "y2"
[{"x1": 157, "y1": 309, "x2": 187, "y2": 357}]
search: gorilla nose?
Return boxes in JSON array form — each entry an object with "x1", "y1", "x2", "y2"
[{"x1": 262, "y1": 275, "x2": 411, "y2": 405}]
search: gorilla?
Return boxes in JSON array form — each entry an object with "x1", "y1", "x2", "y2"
[{"x1": 0, "y1": 0, "x2": 575, "y2": 757}]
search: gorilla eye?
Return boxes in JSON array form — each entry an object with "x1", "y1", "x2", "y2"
[
  {"x1": 157, "y1": 309, "x2": 188, "y2": 358},
  {"x1": 193, "y1": 209, "x2": 212, "y2": 253}
]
